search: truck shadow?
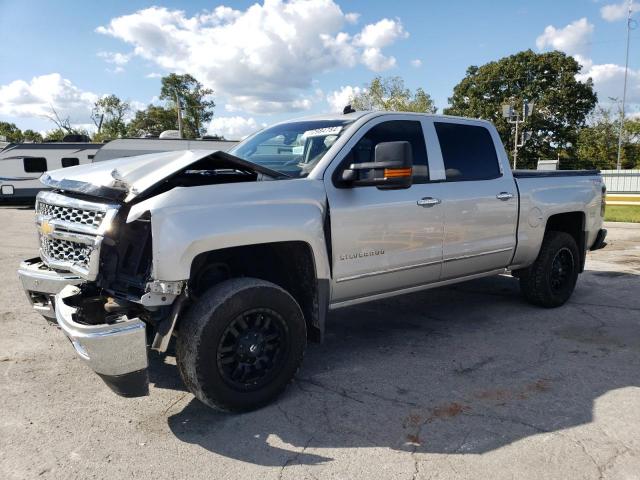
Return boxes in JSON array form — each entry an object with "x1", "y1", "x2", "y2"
[{"x1": 159, "y1": 270, "x2": 640, "y2": 466}]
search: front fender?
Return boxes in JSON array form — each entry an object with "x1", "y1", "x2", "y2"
[{"x1": 127, "y1": 179, "x2": 331, "y2": 282}]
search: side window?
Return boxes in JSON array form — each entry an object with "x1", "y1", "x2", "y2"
[
  {"x1": 61, "y1": 157, "x2": 79, "y2": 168},
  {"x1": 344, "y1": 120, "x2": 429, "y2": 183},
  {"x1": 434, "y1": 122, "x2": 500, "y2": 181},
  {"x1": 23, "y1": 157, "x2": 47, "y2": 173}
]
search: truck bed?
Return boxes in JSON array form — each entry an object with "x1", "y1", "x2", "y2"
[
  {"x1": 513, "y1": 170, "x2": 599, "y2": 178},
  {"x1": 510, "y1": 169, "x2": 603, "y2": 270}
]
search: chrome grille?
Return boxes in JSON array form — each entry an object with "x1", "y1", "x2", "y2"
[
  {"x1": 36, "y1": 202, "x2": 106, "y2": 228},
  {"x1": 35, "y1": 191, "x2": 118, "y2": 280},
  {"x1": 40, "y1": 236, "x2": 92, "y2": 269}
]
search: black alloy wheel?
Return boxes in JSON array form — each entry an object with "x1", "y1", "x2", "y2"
[
  {"x1": 519, "y1": 231, "x2": 580, "y2": 308},
  {"x1": 176, "y1": 277, "x2": 307, "y2": 412},
  {"x1": 216, "y1": 308, "x2": 289, "y2": 391}
]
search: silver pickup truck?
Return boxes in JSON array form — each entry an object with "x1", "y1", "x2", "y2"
[{"x1": 18, "y1": 111, "x2": 607, "y2": 411}]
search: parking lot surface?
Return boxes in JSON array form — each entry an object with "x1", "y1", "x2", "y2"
[{"x1": 1, "y1": 205, "x2": 639, "y2": 480}]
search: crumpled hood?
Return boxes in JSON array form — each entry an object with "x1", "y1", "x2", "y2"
[{"x1": 40, "y1": 149, "x2": 231, "y2": 203}]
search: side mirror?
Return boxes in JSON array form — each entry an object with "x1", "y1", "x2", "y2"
[{"x1": 340, "y1": 141, "x2": 413, "y2": 189}]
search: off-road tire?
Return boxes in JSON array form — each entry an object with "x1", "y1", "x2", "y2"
[
  {"x1": 176, "y1": 278, "x2": 307, "y2": 412},
  {"x1": 519, "y1": 231, "x2": 580, "y2": 308}
]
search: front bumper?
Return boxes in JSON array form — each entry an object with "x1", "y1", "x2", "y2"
[
  {"x1": 55, "y1": 285, "x2": 149, "y2": 397},
  {"x1": 18, "y1": 257, "x2": 85, "y2": 319}
]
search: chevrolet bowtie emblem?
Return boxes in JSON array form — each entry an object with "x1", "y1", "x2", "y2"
[{"x1": 39, "y1": 219, "x2": 54, "y2": 235}]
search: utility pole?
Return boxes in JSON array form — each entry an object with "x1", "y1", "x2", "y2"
[
  {"x1": 616, "y1": 0, "x2": 634, "y2": 170},
  {"x1": 513, "y1": 114, "x2": 520, "y2": 169},
  {"x1": 175, "y1": 90, "x2": 184, "y2": 139},
  {"x1": 503, "y1": 101, "x2": 533, "y2": 169}
]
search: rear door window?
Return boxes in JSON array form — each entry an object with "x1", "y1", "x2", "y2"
[
  {"x1": 23, "y1": 157, "x2": 47, "y2": 173},
  {"x1": 434, "y1": 122, "x2": 500, "y2": 181}
]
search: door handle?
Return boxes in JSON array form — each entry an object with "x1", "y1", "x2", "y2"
[
  {"x1": 496, "y1": 192, "x2": 514, "y2": 201},
  {"x1": 417, "y1": 197, "x2": 441, "y2": 207}
]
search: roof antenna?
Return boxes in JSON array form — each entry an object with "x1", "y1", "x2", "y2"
[{"x1": 343, "y1": 104, "x2": 356, "y2": 114}]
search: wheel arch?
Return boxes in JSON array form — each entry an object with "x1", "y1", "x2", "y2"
[
  {"x1": 544, "y1": 211, "x2": 586, "y2": 272},
  {"x1": 186, "y1": 241, "x2": 329, "y2": 343}
]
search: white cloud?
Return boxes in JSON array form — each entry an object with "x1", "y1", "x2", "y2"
[
  {"x1": 227, "y1": 95, "x2": 314, "y2": 114},
  {"x1": 98, "y1": 51, "x2": 131, "y2": 66},
  {"x1": 97, "y1": 51, "x2": 132, "y2": 73},
  {"x1": 535, "y1": 18, "x2": 640, "y2": 115},
  {"x1": 0, "y1": 73, "x2": 98, "y2": 122},
  {"x1": 410, "y1": 59, "x2": 422, "y2": 68},
  {"x1": 326, "y1": 85, "x2": 363, "y2": 112},
  {"x1": 345, "y1": 12, "x2": 360, "y2": 24},
  {"x1": 354, "y1": 18, "x2": 407, "y2": 48},
  {"x1": 128, "y1": 100, "x2": 147, "y2": 114},
  {"x1": 96, "y1": 1, "x2": 407, "y2": 114},
  {"x1": 577, "y1": 63, "x2": 640, "y2": 105},
  {"x1": 207, "y1": 116, "x2": 264, "y2": 139},
  {"x1": 361, "y1": 47, "x2": 396, "y2": 72},
  {"x1": 145, "y1": 72, "x2": 163, "y2": 79},
  {"x1": 535, "y1": 18, "x2": 593, "y2": 57},
  {"x1": 600, "y1": 2, "x2": 639, "y2": 22}
]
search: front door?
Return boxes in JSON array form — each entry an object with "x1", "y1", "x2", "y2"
[{"x1": 324, "y1": 118, "x2": 445, "y2": 304}]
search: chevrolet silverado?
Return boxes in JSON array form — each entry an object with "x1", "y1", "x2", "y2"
[{"x1": 18, "y1": 111, "x2": 607, "y2": 411}]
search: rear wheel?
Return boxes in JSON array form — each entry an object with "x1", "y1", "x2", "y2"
[
  {"x1": 176, "y1": 278, "x2": 306, "y2": 412},
  {"x1": 519, "y1": 231, "x2": 580, "y2": 308}
]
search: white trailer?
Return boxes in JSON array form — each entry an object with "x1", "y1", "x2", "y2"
[
  {"x1": 1, "y1": 138, "x2": 237, "y2": 200},
  {"x1": 0, "y1": 142, "x2": 101, "y2": 199}
]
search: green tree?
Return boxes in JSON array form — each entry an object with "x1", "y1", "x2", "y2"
[
  {"x1": 351, "y1": 76, "x2": 437, "y2": 113},
  {"x1": 160, "y1": 73, "x2": 215, "y2": 138},
  {"x1": 43, "y1": 128, "x2": 68, "y2": 141},
  {"x1": 0, "y1": 122, "x2": 24, "y2": 142},
  {"x1": 444, "y1": 50, "x2": 598, "y2": 168},
  {"x1": 625, "y1": 117, "x2": 640, "y2": 163},
  {"x1": 576, "y1": 105, "x2": 640, "y2": 169},
  {"x1": 126, "y1": 104, "x2": 177, "y2": 137},
  {"x1": 91, "y1": 94, "x2": 130, "y2": 141},
  {"x1": 22, "y1": 129, "x2": 43, "y2": 143},
  {"x1": 42, "y1": 127, "x2": 90, "y2": 142}
]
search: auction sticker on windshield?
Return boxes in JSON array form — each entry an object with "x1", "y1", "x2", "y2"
[{"x1": 302, "y1": 126, "x2": 343, "y2": 138}]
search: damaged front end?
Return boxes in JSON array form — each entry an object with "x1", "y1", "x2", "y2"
[{"x1": 19, "y1": 149, "x2": 278, "y2": 397}]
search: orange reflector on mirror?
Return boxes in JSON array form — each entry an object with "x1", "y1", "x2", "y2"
[{"x1": 384, "y1": 167, "x2": 412, "y2": 178}]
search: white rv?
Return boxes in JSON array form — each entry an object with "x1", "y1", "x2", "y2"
[
  {"x1": 0, "y1": 137, "x2": 237, "y2": 200},
  {"x1": 0, "y1": 142, "x2": 102, "y2": 199}
]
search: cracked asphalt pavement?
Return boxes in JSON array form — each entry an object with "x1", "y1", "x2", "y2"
[{"x1": 1, "y1": 205, "x2": 639, "y2": 479}]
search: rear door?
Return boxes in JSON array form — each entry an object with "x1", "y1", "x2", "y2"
[
  {"x1": 324, "y1": 116, "x2": 445, "y2": 304},
  {"x1": 433, "y1": 120, "x2": 518, "y2": 279}
]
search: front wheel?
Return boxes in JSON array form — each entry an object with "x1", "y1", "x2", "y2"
[
  {"x1": 176, "y1": 278, "x2": 307, "y2": 412},
  {"x1": 519, "y1": 231, "x2": 580, "y2": 308}
]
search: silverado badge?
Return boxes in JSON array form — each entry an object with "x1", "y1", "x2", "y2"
[{"x1": 339, "y1": 249, "x2": 385, "y2": 261}]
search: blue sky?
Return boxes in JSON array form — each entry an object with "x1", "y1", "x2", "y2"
[{"x1": 0, "y1": 0, "x2": 638, "y2": 138}]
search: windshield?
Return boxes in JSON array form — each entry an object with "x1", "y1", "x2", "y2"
[{"x1": 229, "y1": 120, "x2": 353, "y2": 178}]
